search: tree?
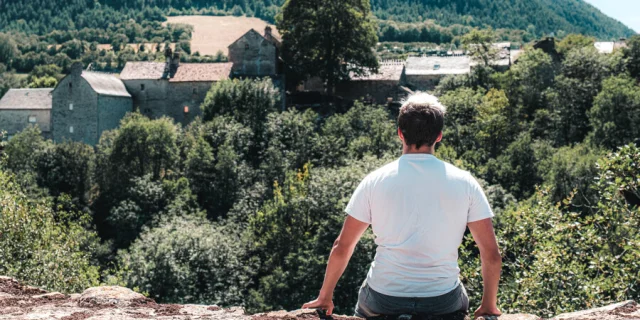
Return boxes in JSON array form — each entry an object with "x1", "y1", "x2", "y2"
[
  {"x1": 588, "y1": 75, "x2": 640, "y2": 149},
  {"x1": 624, "y1": 35, "x2": 640, "y2": 79},
  {"x1": 462, "y1": 28, "x2": 499, "y2": 67},
  {"x1": 115, "y1": 215, "x2": 253, "y2": 306},
  {"x1": 277, "y1": 0, "x2": 379, "y2": 95},
  {"x1": 35, "y1": 141, "x2": 95, "y2": 207},
  {"x1": 476, "y1": 89, "x2": 510, "y2": 158},
  {"x1": 201, "y1": 78, "x2": 281, "y2": 164},
  {"x1": 556, "y1": 34, "x2": 595, "y2": 56},
  {"x1": 0, "y1": 33, "x2": 18, "y2": 66},
  {"x1": 183, "y1": 117, "x2": 254, "y2": 219},
  {"x1": 0, "y1": 168, "x2": 100, "y2": 293}
]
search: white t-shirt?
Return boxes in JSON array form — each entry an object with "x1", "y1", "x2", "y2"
[{"x1": 346, "y1": 153, "x2": 494, "y2": 298}]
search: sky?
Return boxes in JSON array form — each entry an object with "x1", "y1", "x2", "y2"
[{"x1": 585, "y1": 0, "x2": 640, "y2": 33}]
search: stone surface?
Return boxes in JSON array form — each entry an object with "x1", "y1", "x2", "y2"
[
  {"x1": 552, "y1": 300, "x2": 640, "y2": 320},
  {"x1": 0, "y1": 277, "x2": 638, "y2": 320}
]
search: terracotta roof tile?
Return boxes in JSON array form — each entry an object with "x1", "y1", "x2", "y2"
[
  {"x1": 0, "y1": 88, "x2": 53, "y2": 110},
  {"x1": 170, "y1": 63, "x2": 233, "y2": 82},
  {"x1": 120, "y1": 62, "x2": 233, "y2": 82},
  {"x1": 120, "y1": 62, "x2": 166, "y2": 80}
]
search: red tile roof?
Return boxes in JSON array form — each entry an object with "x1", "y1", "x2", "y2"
[
  {"x1": 170, "y1": 63, "x2": 233, "y2": 82},
  {"x1": 120, "y1": 62, "x2": 233, "y2": 82}
]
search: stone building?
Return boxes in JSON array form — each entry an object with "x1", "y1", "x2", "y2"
[
  {"x1": 228, "y1": 26, "x2": 281, "y2": 77},
  {"x1": 0, "y1": 88, "x2": 53, "y2": 138},
  {"x1": 52, "y1": 62, "x2": 132, "y2": 146},
  {"x1": 336, "y1": 61, "x2": 408, "y2": 104},
  {"x1": 120, "y1": 50, "x2": 233, "y2": 125},
  {"x1": 404, "y1": 56, "x2": 471, "y2": 90}
]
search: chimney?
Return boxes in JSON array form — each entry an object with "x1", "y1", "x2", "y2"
[
  {"x1": 171, "y1": 51, "x2": 180, "y2": 73},
  {"x1": 265, "y1": 25, "x2": 272, "y2": 38},
  {"x1": 71, "y1": 62, "x2": 83, "y2": 76},
  {"x1": 164, "y1": 47, "x2": 173, "y2": 77}
]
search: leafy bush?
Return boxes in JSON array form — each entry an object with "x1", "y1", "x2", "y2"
[
  {"x1": 116, "y1": 214, "x2": 253, "y2": 306},
  {"x1": 0, "y1": 168, "x2": 100, "y2": 292}
]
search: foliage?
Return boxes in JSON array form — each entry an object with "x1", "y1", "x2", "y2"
[
  {"x1": 588, "y1": 75, "x2": 640, "y2": 149},
  {"x1": 462, "y1": 29, "x2": 499, "y2": 67},
  {"x1": 556, "y1": 34, "x2": 595, "y2": 56},
  {"x1": 246, "y1": 160, "x2": 386, "y2": 313},
  {"x1": 277, "y1": 0, "x2": 379, "y2": 94},
  {"x1": 183, "y1": 117, "x2": 255, "y2": 218},
  {"x1": 624, "y1": 35, "x2": 640, "y2": 79},
  {"x1": 116, "y1": 215, "x2": 254, "y2": 306},
  {"x1": 35, "y1": 141, "x2": 95, "y2": 207},
  {"x1": 0, "y1": 168, "x2": 100, "y2": 293}
]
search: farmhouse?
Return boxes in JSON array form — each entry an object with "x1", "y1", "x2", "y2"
[
  {"x1": 0, "y1": 88, "x2": 53, "y2": 138},
  {"x1": 228, "y1": 26, "x2": 282, "y2": 77},
  {"x1": 120, "y1": 50, "x2": 233, "y2": 125},
  {"x1": 52, "y1": 62, "x2": 132, "y2": 146}
]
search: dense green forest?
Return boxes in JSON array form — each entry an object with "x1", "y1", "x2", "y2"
[
  {"x1": 0, "y1": 0, "x2": 634, "y2": 39},
  {"x1": 2, "y1": 34, "x2": 640, "y2": 317}
]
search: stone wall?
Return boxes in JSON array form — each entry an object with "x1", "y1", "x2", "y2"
[
  {"x1": 0, "y1": 109, "x2": 50, "y2": 136},
  {"x1": 405, "y1": 75, "x2": 444, "y2": 91},
  {"x1": 52, "y1": 74, "x2": 99, "y2": 145},
  {"x1": 97, "y1": 95, "x2": 133, "y2": 138},
  {"x1": 124, "y1": 79, "x2": 213, "y2": 126},
  {"x1": 124, "y1": 79, "x2": 170, "y2": 120},
  {"x1": 229, "y1": 30, "x2": 277, "y2": 77},
  {"x1": 336, "y1": 80, "x2": 402, "y2": 104}
]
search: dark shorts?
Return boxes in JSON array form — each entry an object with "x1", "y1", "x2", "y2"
[{"x1": 354, "y1": 281, "x2": 470, "y2": 318}]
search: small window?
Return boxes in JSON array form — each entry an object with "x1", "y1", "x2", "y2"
[
  {"x1": 192, "y1": 88, "x2": 197, "y2": 94},
  {"x1": 184, "y1": 106, "x2": 190, "y2": 113},
  {"x1": 141, "y1": 84, "x2": 145, "y2": 91},
  {"x1": 69, "y1": 126, "x2": 74, "y2": 134},
  {"x1": 69, "y1": 83, "x2": 72, "y2": 89},
  {"x1": 245, "y1": 43, "x2": 250, "y2": 50},
  {"x1": 28, "y1": 116, "x2": 37, "y2": 123},
  {"x1": 69, "y1": 103, "x2": 73, "y2": 110},
  {"x1": 433, "y1": 64, "x2": 441, "y2": 70}
]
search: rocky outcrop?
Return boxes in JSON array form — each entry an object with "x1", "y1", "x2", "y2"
[{"x1": 0, "y1": 276, "x2": 638, "y2": 320}]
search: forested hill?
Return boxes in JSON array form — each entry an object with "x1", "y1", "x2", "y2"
[
  {"x1": 0, "y1": 0, "x2": 635, "y2": 40},
  {"x1": 372, "y1": 0, "x2": 636, "y2": 39}
]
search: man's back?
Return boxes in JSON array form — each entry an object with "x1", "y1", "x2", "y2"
[{"x1": 346, "y1": 154, "x2": 493, "y2": 297}]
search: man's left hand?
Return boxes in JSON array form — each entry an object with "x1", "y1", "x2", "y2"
[{"x1": 302, "y1": 296, "x2": 334, "y2": 315}]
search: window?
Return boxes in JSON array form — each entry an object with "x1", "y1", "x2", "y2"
[
  {"x1": 28, "y1": 116, "x2": 37, "y2": 123},
  {"x1": 433, "y1": 64, "x2": 441, "y2": 70},
  {"x1": 69, "y1": 126, "x2": 74, "y2": 134},
  {"x1": 69, "y1": 83, "x2": 72, "y2": 89},
  {"x1": 141, "y1": 84, "x2": 145, "y2": 91},
  {"x1": 192, "y1": 88, "x2": 197, "y2": 94},
  {"x1": 69, "y1": 103, "x2": 73, "y2": 110},
  {"x1": 184, "y1": 106, "x2": 190, "y2": 113}
]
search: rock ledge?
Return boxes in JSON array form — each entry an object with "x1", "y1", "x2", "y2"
[{"x1": 0, "y1": 277, "x2": 638, "y2": 320}]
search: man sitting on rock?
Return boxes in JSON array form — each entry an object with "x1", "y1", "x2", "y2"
[{"x1": 302, "y1": 93, "x2": 502, "y2": 319}]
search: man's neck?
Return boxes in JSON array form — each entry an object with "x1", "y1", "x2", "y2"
[{"x1": 402, "y1": 144, "x2": 435, "y2": 155}]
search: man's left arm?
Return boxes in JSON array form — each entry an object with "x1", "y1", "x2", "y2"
[{"x1": 301, "y1": 215, "x2": 370, "y2": 315}]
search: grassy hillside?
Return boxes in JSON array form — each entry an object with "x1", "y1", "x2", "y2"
[{"x1": 0, "y1": 0, "x2": 635, "y2": 40}]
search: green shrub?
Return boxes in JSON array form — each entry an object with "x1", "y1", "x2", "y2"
[
  {"x1": 116, "y1": 214, "x2": 254, "y2": 306},
  {"x1": 0, "y1": 168, "x2": 100, "y2": 292}
]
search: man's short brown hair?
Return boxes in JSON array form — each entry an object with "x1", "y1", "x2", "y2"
[{"x1": 398, "y1": 93, "x2": 446, "y2": 148}]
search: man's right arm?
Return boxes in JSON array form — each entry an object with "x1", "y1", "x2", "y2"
[{"x1": 468, "y1": 218, "x2": 502, "y2": 319}]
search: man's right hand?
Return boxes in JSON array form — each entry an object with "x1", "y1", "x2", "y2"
[{"x1": 474, "y1": 304, "x2": 502, "y2": 319}]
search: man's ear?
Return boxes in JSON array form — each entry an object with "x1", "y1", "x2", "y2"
[
  {"x1": 397, "y1": 128, "x2": 404, "y2": 142},
  {"x1": 435, "y1": 131, "x2": 443, "y2": 143}
]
